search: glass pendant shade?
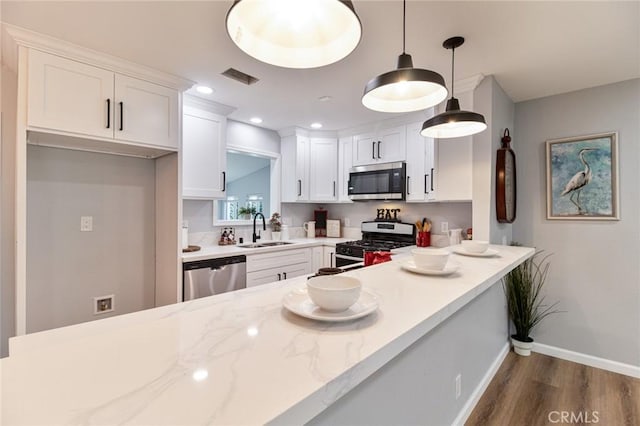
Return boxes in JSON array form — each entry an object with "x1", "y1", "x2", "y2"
[
  {"x1": 420, "y1": 98, "x2": 487, "y2": 138},
  {"x1": 421, "y1": 36, "x2": 487, "y2": 139},
  {"x1": 226, "y1": 0, "x2": 362, "y2": 69},
  {"x1": 362, "y1": 53, "x2": 448, "y2": 113}
]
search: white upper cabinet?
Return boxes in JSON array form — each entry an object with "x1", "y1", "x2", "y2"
[
  {"x1": 114, "y1": 75, "x2": 179, "y2": 149},
  {"x1": 309, "y1": 138, "x2": 338, "y2": 201},
  {"x1": 353, "y1": 125, "x2": 406, "y2": 166},
  {"x1": 281, "y1": 134, "x2": 310, "y2": 202},
  {"x1": 27, "y1": 49, "x2": 180, "y2": 152},
  {"x1": 405, "y1": 121, "x2": 436, "y2": 202},
  {"x1": 282, "y1": 132, "x2": 338, "y2": 202},
  {"x1": 337, "y1": 136, "x2": 353, "y2": 202},
  {"x1": 182, "y1": 105, "x2": 227, "y2": 199},
  {"x1": 434, "y1": 135, "x2": 472, "y2": 201},
  {"x1": 28, "y1": 49, "x2": 114, "y2": 139}
]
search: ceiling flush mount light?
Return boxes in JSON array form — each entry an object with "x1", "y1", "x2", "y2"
[
  {"x1": 250, "y1": 117, "x2": 263, "y2": 124},
  {"x1": 362, "y1": 0, "x2": 447, "y2": 113},
  {"x1": 310, "y1": 122, "x2": 323, "y2": 129},
  {"x1": 421, "y1": 37, "x2": 487, "y2": 139},
  {"x1": 226, "y1": 0, "x2": 362, "y2": 69},
  {"x1": 196, "y1": 85, "x2": 214, "y2": 95}
]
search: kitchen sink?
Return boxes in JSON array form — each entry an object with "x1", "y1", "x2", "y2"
[{"x1": 238, "y1": 241, "x2": 295, "y2": 249}]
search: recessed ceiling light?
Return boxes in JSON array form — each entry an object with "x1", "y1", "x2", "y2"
[
  {"x1": 195, "y1": 85, "x2": 214, "y2": 95},
  {"x1": 310, "y1": 122, "x2": 323, "y2": 129},
  {"x1": 318, "y1": 96, "x2": 333, "y2": 102},
  {"x1": 250, "y1": 117, "x2": 263, "y2": 124}
]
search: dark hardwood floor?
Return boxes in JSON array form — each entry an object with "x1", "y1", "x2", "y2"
[{"x1": 466, "y1": 352, "x2": 640, "y2": 426}]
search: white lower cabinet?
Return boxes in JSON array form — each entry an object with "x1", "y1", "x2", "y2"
[
  {"x1": 311, "y1": 246, "x2": 324, "y2": 272},
  {"x1": 323, "y1": 246, "x2": 336, "y2": 268},
  {"x1": 246, "y1": 248, "x2": 312, "y2": 287}
]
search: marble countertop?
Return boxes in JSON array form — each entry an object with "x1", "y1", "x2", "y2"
[
  {"x1": 182, "y1": 237, "x2": 353, "y2": 262},
  {"x1": 1, "y1": 245, "x2": 533, "y2": 425}
]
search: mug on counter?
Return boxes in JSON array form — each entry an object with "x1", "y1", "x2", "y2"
[{"x1": 303, "y1": 221, "x2": 316, "y2": 238}]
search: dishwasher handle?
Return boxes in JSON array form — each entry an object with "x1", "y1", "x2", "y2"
[{"x1": 183, "y1": 255, "x2": 247, "y2": 271}]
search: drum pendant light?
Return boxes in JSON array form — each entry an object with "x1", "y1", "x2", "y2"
[
  {"x1": 361, "y1": 0, "x2": 448, "y2": 113},
  {"x1": 421, "y1": 37, "x2": 487, "y2": 138},
  {"x1": 226, "y1": 0, "x2": 362, "y2": 69}
]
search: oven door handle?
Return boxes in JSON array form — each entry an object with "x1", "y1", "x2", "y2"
[{"x1": 335, "y1": 253, "x2": 364, "y2": 262}]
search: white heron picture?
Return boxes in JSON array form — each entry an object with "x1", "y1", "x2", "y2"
[{"x1": 546, "y1": 133, "x2": 618, "y2": 220}]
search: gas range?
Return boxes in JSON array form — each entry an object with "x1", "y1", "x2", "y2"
[{"x1": 335, "y1": 221, "x2": 415, "y2": 266}]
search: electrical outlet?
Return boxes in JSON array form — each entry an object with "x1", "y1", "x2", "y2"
[
  {"x1": 455, "y1": 374, "x2": 462, "y2": 399},
  {"x1": 344, "y1": 217, "x2": 351, "y2": 227},
  {"x1": 441, "y1": 221, "x2": 449, "y2": 233},
  {"x1": 81, "y1": 216, "x2": 93, "y2": 232},
  {"x1": 94, "y1": 295, "x2": 114, "y2": 315}
]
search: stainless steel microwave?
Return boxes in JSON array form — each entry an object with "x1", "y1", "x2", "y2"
[{"x1": 348, "y1": 162, "x2": 406, "y2": 201}]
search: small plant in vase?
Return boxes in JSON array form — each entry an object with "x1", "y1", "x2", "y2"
[
  {"x1": 503, "y1": 250, "x2": 560, "y2": 356},
  {"x1": 269, "y1": 212, "x2": 282, "y2": 240},
  {"x1": 238, "y1": 206, "x2": 257, "y2": 220}
]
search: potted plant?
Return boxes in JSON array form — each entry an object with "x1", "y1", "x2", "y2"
[
  {"x1": 269, "y1": 212, "x2": 282, "y2": 240},
  {"x1": 238, "y1": 206, "x2": 256, "y2": 220},
  {"x1": 503, "y1": 250, "x2": 559, "y2": 356}
]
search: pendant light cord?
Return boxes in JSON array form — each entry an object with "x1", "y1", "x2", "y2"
[
  {"x1": 450, "y1": 46, "x2": 455, "y2": 97},
  {"x1": 402, "y1": 0, "x2": 406, "y2": 54}
]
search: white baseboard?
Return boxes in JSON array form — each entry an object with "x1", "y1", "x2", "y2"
[
  {"x1": 533, "y1": 342, "x2": 640, "y2": 379},
  {"x1": 452, "y1": 342, "x2": 510, "y2": 426}
]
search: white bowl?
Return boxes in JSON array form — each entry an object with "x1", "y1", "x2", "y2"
[
  {"x1": 411, "y1": 248, "x2": 450, "y2": 271},
  {"x1": 462, "y1": 240, "x2": 489, "y2": 254},
  {"x1": 306, "y1": 276, "x2": 362, "y2": 312}
]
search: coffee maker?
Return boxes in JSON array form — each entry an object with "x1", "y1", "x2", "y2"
[{"x1": 314, "y1": 209, "x2": 327, "y2": 237}]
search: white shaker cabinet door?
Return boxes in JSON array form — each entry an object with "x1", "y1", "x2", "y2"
[
  {"x1": 377, "y1": 125, "x2": 407, "y2": 163},
  {"x1": 114, "y1": 74, "x2": 179, "y2": 149},
  {"x1": 27, "y1": 49, "x2": 114, "y2": 139},
  {"x1": 182, "y1": 107, "x2": 226, "y2": 199},
  {"x1": 352, "y1": 131, "x2": 377, "y2": 166},
  {"x1": 309, "y1": 138, "x2": 338, "y2": 201}
]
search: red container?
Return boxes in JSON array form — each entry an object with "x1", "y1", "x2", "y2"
[
  {"x1": 364, "y1": 251, "x2": 392, "y2": 266},
  {"x1": 416, "y1": 231, "x2": 431, "y2": 247}
]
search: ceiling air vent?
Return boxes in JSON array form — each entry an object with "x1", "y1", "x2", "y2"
[{"x1": 221, "y1": 68, "x2": 259, "y2": 85}]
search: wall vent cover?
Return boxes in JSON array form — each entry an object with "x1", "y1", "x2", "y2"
[{"x1": 222, "y1": 68, "x2": 259, "y2": 85}]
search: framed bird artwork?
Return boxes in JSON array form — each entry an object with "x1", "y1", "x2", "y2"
[{"x1": 545, "y1": 132, "x2": 619, "y2": 220}]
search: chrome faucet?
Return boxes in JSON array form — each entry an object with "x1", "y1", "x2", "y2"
[{"x1": 252, "y1": 212, "x2": 266, "y2": 243}]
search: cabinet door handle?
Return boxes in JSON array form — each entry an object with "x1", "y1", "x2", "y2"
[
  {"x1": 333, "y1": 181, "x2": 336, "y2": 197},
  {"x1": 277, "y1": 273, "x2": 281, "y2": 281},
  {"x1": 377, "y1": 141, "x2": 382, "y2": 159},
  {"x1": 430, "y1": 168, "x2": 434, "y2": 191},
  {"x1": 118, "y1": 102, "x2": 124, "y2": 131},
  {"x1": 298, "y1": 179, "x2": 302, "y2": 196},
  {"x1": 424, "y1": 174, "x2": 428, "y2": 194},
  {"x1": 330, "y1": 252, "x2": 334, "y2": 267},
  {"x1": 106, "y1": 99, "x2": 111, "y2": 129},
  {"x1": 372, "y1": 141, "x2": 376, "y2": 159},
  {"x1": 283, "y1": 272, "x2": 287, "y2": 279},
  {"x1": 406, "y1": 176, "x2": 410, "y2": 195},
  {"x1": 222, "y1": 171, "x2": 226, "y2": 192}
]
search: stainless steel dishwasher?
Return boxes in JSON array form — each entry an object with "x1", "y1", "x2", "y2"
[{"x1": 182, "y1": 255, "x2": 247, "y2": 301}]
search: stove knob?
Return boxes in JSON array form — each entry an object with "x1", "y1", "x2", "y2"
[{"x1": 345, "y1": 247, "x2": 352, "y2": 255}]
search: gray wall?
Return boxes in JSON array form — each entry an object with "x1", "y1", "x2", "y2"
[
  {"x1": 1, "y1": 53, "x2": 18, "y2": 357},
  {"x1": 513, "y1": 79, "x2": 640, "y2": 366},
  {"x1": 308, "y1": 282, "x2": 508, "y2": 425},
  {"x1": 473, "y1": 75, "x2": 515, "y2": 244},
  {"x1": 26, "y1": 146, "x2": 156, "y2": 333}
]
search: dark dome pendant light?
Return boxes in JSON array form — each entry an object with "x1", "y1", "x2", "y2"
[
  {"x1": 421, "y1": 36, "x2": 487, "y2": 139},
  {"x1": 362, "y1": 0, "x2": 448, "y2": 113}
]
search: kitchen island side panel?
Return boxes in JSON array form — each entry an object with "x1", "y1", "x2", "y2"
[{"x1": 307, "y1": 281, "x2": 507, "y2": 426}]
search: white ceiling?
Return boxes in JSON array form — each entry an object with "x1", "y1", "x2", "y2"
[{"x1": 3, "y1": 1, "x2": 639, "y2": 132}]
